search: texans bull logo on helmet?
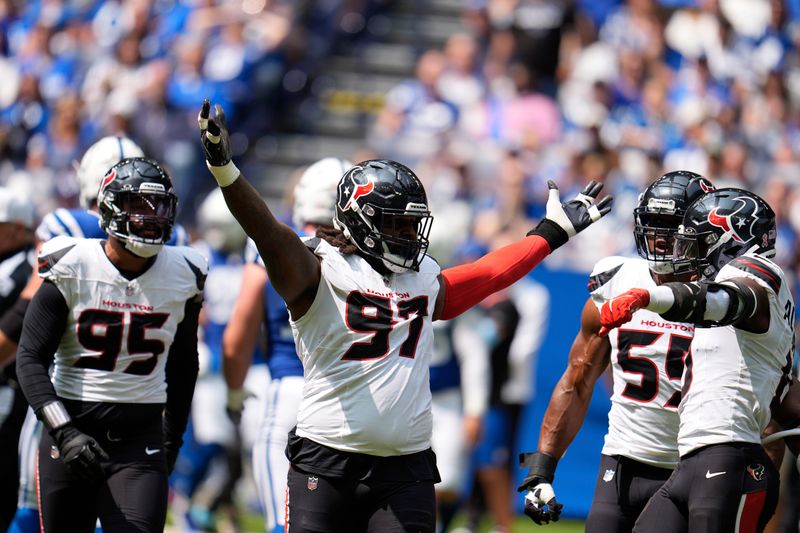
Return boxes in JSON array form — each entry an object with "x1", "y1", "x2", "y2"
[
  {"x1": 343, "y1": 177, "x2": 374, "y2": 212},
  {"x1": 99, "y1": 168, "x2": 117, "y2": 195},
  {"x1": 706, "y1": 196, "x2": 761, "y2": 245}
]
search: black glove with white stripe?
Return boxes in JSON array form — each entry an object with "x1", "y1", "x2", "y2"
[
  {"x1": 198, "y1": 98, "x2": 239, "y2": 187},
  {"x1": 528, "y1": 180, "x2": 613, "y2": 250},
  {"x1": 518, "y1": 451, "x2": 563, "y2": 525}
]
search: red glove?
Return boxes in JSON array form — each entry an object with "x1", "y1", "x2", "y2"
[{"x1": 598, "y1": 289, "x2": 650, "y2": 337}]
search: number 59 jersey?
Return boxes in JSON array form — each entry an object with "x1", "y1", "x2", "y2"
[
  {"x1": 291, "y1": 238, "x2": 440, "y2": 457},
  {"x1": 38, "y1": 236, "x2": 207, "y2": 404},
  {"x1": 589, "y1": 256, "x2": 694, "y2": 469}
]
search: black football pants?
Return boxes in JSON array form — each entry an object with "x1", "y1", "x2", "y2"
[
  {"x1": 286, "y1": 466, "x2": 436, "y2": 532},
  {"x1": 38, "y1": 423, "x2": 168, "y2": 533},
  {"x1": 586, "y1": 454, "x2": 673, "y2": 533},
  {"x1": 632, "y1": 442, "x2": 779, "y2": 533}
]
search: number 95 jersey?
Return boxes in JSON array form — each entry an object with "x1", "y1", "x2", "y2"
[
  {"x1": 589, "y1": 256, "x2": 694, "y2": 469},
  {"x1": 38, "y1": 236, "x2": 207, "y2": 404},
  {"x1": 291, "y1": 238, "x2": 440, "y2": 457}
]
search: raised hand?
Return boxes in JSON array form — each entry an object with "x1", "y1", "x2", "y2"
[
  {"x1": 528, "y1": 180, "x2": 613, "y2": 249},
  {"x1": 198, "y1": 99, "x2": 239, "y2": 186},
  {"x1": 598, "y1": 288, "x2": 651, "y2": 336}
]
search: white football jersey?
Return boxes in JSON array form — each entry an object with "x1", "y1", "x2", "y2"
[
  {"x1": 677, "y1": 252, "x2": 795, "y2": 456},
  {"x1": 590, "y1": 256, "x2": 694, "y2": 468},
  {"x1": 291, "y1": 238, "x2": 441, "y2": 456},
  {"x1": 38, "y1": 236, "x2": 207, "y2": 404}
]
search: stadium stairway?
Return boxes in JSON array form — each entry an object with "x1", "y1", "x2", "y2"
[{"x1": 247, "y1": 0, "x2": 465, "y2": 203}]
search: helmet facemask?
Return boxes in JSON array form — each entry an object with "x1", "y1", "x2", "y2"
[
  {"x1": 337, "y1": 201, "x2": 433, "y2": 273},
  {"x1": 633, "y1": 211, "x2": 683, "y2": 274},
  {"x1": 102, "y1": 190, "x2": 177, "y2": 257},
  {"x1": 334, "y1": 159, "x2": 433, "y2": 274},
  {"x1": 98, "y1": 158, "x2": 178, "y2": 258}
]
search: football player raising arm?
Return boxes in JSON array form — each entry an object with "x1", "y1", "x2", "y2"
[{"x1": 199, "y1": 99, "x2": 612, "y2": 532}]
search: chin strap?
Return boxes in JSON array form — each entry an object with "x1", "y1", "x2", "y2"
[{"x1": 125, "y1": 240, "x2": 163, "y2": 258}]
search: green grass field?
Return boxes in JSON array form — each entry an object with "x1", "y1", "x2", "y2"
[
  {"x1": 231, "y1": 513, "x2": 586, "y2": 532},
  {"x1": 447, "y1": 514, "x2": 585, "y2": 533}
]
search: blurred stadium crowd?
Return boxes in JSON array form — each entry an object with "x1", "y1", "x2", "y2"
[{"x1": 2, "y1": 0, "x2": 800, "y2": 531}]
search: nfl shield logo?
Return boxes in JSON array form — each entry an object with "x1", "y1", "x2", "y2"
[
  {"x1": 307, "y1": 476, "x2": 318, "y2": 491},
  {"x1": 125, "y1": 284, "x2": 135, "y2": 296},
  {"x1": 603, "y1": 469, "x2": 615, "y2": 482},
  {"x1": 50, "y1": 446, "x2": 59, "y2": 459}
]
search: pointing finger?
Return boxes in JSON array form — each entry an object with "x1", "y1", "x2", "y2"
[{"x1": 198, "y1": 99, "x2": 210, "y2": 130}]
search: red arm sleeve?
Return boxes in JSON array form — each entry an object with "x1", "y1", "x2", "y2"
[{"x1": 440, "y1": 235, "x2": 551, "y2": 321}]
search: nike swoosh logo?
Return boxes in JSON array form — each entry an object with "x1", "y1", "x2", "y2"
[
  {"x1": 145, "y1": 447, "x2": 161, "y2": 456},
  {"x1": 706, "y1": 470, "x2": 726, "y2": 479}
]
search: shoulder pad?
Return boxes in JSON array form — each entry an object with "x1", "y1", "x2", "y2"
[
  {"x1": 725, "y1": 254, "x2": 782, "y2": 295},
  {"x1": 588, "y1": 256, "x2": 626, "y2": 293},
  {"x1": 180, "y1": 247, "x2": 209, "y2": 292},
  {"x1": 303, "y1": 236, "x2": 321, "y2": 252},
  {"x1": 419, "y1": 254, "x2": 441, "y2": 275},
  {"x1": 38, "y1": 236, "x2": 79, "y2": 275}
]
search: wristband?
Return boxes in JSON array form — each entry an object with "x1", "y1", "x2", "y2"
[
  {"x1": 39, "y1": 401, "x2": 72, "y2": 432},
  {"x1": 207, "y1": 160, "x2": 240, "y2": 188},
  {"x1": 519, "y1": 451, "x2": 559, "y2": 483},
  {"x1": 527, "y1": 219, "x2": 568, "y2": 251}
]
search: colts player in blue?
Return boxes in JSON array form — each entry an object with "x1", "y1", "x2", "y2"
[
  {"x1": 2, "y1": 136, "x2": 188, "y2": 533},
  {"x1": 169, "y1": 187, "x2": 251, "y2": 530},
  {"x1": 222, "y1": 157, "x2": 350, "y2": 533}
]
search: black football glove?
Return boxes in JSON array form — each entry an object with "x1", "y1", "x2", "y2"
[
  {"x1": 528, "y1": 180, "x2": 613, "y2": 250},
  {"x1": 198, "y1": 99, "x2": 239, "y2": 186},
  {"x1": 518, "y1": 451, "x2": 563, "y2": 525},
  {"x1": 52, "y1": 424, "x2": 109, "y2": 481}
]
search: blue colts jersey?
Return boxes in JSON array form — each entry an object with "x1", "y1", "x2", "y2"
[
  {"x1": 429, "y1": 320, "x2": 460, "y2": 393},
  {"x1": 246, "y1": 239, "x2": 303, "y2": 378},
  {"x1": 36, "y1": 207, "x2": 189, "y2": 245},
  {"x1": 263, "y1": 280, "x2": 302, "y2": 379}
]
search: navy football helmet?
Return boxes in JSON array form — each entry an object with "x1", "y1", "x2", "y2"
[
  {"x1": 98, "y1": 157, "x2": 177, "y2": 257},
  {"x1": 672, "y1": 188, "x2": 776, "y2": 279},
  {"x1": 334, "y1": 160, "x2": 433, "y2": 273},
  {"x1": 634, "y1": 170, "x2": 715, "y2": 274}
]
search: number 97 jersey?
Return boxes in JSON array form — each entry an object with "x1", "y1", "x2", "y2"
[
  {"x1": 38, "y1": 236, "x2": 207, "y2": 404},
  {"x1": 589, "y1": 256, "x2": 694, "y2": 469},
  {"x1": 291, "y1": 238, "x2": 440, "y2": 457}
]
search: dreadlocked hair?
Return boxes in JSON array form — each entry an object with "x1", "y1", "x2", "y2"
[{"x1": 316, "y1": 226, "x2": 358, "y2": 254}]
